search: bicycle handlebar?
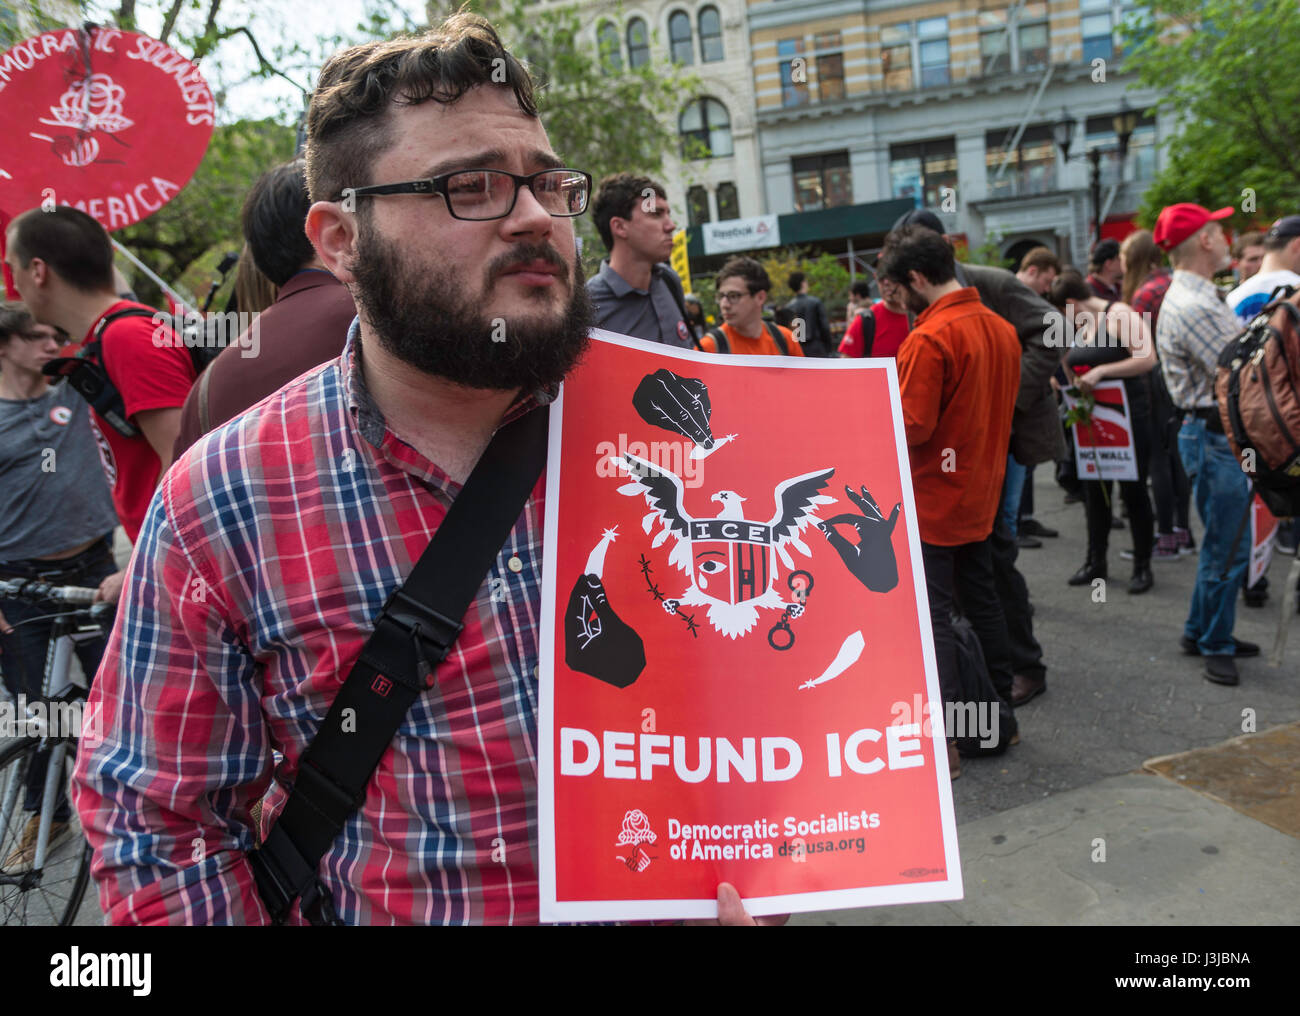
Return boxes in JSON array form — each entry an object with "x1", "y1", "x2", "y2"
[{"x1": 0, "y1": 578, "x2": 100, "y2": 604}]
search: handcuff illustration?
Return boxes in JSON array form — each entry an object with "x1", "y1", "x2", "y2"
[{"x1": 768, "y1": 570, "x2": 814, "y2": 651}]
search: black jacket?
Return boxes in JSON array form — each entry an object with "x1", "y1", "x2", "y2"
[
  {"x1": 784, "y1": 292, "x2": 831, "y2": 357},
  {"x1": 955, "y1": 262, "x2": 1067, "y2": 466}
]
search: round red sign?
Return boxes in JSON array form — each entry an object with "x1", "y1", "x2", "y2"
[{"x1": 0, "y1": 26, "x2": 214, "y2": 231}]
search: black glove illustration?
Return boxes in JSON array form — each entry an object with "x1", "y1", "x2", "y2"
[
  {"x1": 632, "y1": 369, "x2": 715, "y2": 450},
  {"x1": 564, "y1": 574, "x2": 646, "y2": 688},
  {"x1": 818, "y1": 485, "x2": 901, "y2": 593}
]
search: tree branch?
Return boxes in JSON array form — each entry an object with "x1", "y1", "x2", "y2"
[{"x1": 158, "y1": 0, "x2": 185, "y2": 44}]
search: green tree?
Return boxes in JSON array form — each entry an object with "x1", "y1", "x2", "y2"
[
  {"x1": 116, "y1": 117, "x2": 296, "y2": 305},
  {"x1": 464, "y1": 0, "x2": 700, "y2": 266},
  {"x1": 1122, "y1": 0, "x2": 1300, "y2": 227}
]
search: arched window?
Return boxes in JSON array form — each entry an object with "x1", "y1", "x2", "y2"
[
  {"x1": 687, "y1": 186, "x2": 711, "y2": 227},
  {"x1": 699, "y1": 6, "x2": 724, "y2": 62},
  {"x1": 679, "y1": 98, "x2": 733, "y2": 159},
  {"x1": 716, "y1": 182, "x2": 739, "y2": 220},
  {"x1": 627, "y1": 18, "x2": 650, "y2": 69},
  {"x1": 597, "y1": 21, "x2": 622, "y2": 73},
  {"x1": 669, "y1": 11, "x2": 694, "y2": 65}
]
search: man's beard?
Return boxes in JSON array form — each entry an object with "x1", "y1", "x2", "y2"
[{"x1": 348, "y1": 218, "x2": 593, "y2": 391}]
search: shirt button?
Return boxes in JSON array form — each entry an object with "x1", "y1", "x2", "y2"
[{"x1": 507, "y1": 556, "x2": 524, "y2": 573}]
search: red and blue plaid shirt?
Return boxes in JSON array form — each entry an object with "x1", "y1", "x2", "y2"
[
  {"x1": 72, "y1": 328, "x2": 549, "y2": 925},
  {"x1": 1129, "y1": 268, "x2": 1172, "y2": 336}
]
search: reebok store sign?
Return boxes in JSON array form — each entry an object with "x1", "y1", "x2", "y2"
[{"x1": 702, "y1": 214, "x2": 780, "y2": 256}]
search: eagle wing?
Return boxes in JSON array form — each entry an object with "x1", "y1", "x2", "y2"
[
  {"x1": 610, "y1": 452, "x2": 694, "y2": 572},
  {"x1": 766, "y1": 468, "x2": 836, "y2": 567}
]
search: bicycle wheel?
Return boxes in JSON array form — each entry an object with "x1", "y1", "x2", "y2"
[{"x1": 0, "y1": 736, "x2": 94, "y2": 926}]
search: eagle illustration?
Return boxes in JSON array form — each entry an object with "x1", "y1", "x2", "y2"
[{"x1": 609, "y1": 453, "x2": 836, "y2": 638}]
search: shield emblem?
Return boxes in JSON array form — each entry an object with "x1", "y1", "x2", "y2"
[{"x1": 690, "y1": 519, "x2": 772, "y2": 606}]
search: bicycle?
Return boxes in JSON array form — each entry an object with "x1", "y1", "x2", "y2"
[{"x1": 0, "y1": 577, "x2": 114, "y2": 926}]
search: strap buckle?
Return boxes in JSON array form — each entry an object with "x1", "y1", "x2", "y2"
[{"x1": 380, "y1": 588, "x2": 463, "y2": 665}]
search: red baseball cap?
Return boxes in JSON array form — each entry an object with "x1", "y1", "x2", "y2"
[{"x1": 1153, "y1": 203, "x2": 1234, "y2": 251}]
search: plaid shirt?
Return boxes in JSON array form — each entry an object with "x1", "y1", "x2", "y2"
[
  {"x1": 1155, "y1": 269, "x2": 1241, "y2": 410},
  {"x1": 72, "y1": 327, "x2": 548, "y2": 925},
  {"x1": 1129, "y1": 268, "x2": 1172, "y2": 335}
]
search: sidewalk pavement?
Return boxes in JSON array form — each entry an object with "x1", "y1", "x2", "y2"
[{"x1": 797, "y1": 743, "x2": 1300, "y2": 925}]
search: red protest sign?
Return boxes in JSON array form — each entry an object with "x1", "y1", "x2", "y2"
[
  {"x1": 1065, "y1": 380, "x2": 1138, "y2": 481},
  {"x1": 0, "y1": 27, "x2": 213, "y2": 231},
  {"x1": 1248, "y1": 494, "x2": 1279, "y2": 589},
  {"x1": 539, "y1": 331, "x2": 962, "y2": 922}
]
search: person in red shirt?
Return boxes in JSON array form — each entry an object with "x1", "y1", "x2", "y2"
[
  {"x1": 880, "y1": 224, "x2": 1022, "y2": 744},
  {"x1": 838, "y1": 276, "x2": 911, "y2": 358},
  {"x1": 5, "y1": 207, "x2": 195, "y2": 598},
  {"x1": 698, "y1": 257, "x2": 803, "y2": 356}
]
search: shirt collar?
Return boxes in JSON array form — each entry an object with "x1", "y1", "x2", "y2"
[
  {"x1": 915, "y1": 285, "x2": 979, "y2": 325},
  {"x1": 340, "y1": 320, "x2": 554, "y2": 492},
  {"x1": 1170, "y1": 269, "x2": 1223, "y2": 300},
  {"x1": 598, "y1": 260, "x2": 649, "y2": 297},
  {"x1": 275, "y1": 268, "x2": 344, "y2": 301}
]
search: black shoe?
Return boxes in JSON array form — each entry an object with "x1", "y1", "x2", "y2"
[
  {"x1": 1019, "y1": 518, "x2": 1059, "y2": 538},
  {"x1": 1127, "y1": 565, "x2": 1153, "y2": 594},
  {"x1": 1243, "y1": 576, "x2": 1268, "y2": 607},
  {"x1": 1017, "y1": 533, "x2": 1043, "y2": 549},
  {"x1": 1111, "y1": 515, "x2": 1124, "y2": 530},
  {"x1": 1179, "y1": 636, "x2": 1260, "y2": 657},
  {"x1": 1203, "y1": 655, "x2": 1240, "y2": 685},
  {"x1": 1068, "y1": 562, "x2": 1107, "y2": 586}
]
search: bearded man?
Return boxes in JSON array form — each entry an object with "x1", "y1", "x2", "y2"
[{"x1": 71, "y1": 14, "x2": 771, "y2": 927}]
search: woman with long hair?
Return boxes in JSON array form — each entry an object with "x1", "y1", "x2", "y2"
[
  {"x1": 1121, "y1": 229, "x2": 1192, "y2": 559},
  {"x1": 1050, "y1": 269, "x2": 1158, "y2": 594}
]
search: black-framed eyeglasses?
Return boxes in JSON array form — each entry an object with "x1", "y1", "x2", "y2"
[{"x1": 339, "y1": 168, "x2": 593, "y2": 221}]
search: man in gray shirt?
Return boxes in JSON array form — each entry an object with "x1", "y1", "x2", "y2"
[
  {"x1": 0, "y1": 304, "x2": 118, "y2": 865},
  {"x1": 586, "y1": 173, "x2": 696, "y2": 347}
]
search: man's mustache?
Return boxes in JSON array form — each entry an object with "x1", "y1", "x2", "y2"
[{"x1": 488, "y1": 243, "x2": 570, "y2": 281}]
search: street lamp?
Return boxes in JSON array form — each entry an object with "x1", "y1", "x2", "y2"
[{"x1": 1054, "y1": 103, "x2": 1138, "y2": 246}]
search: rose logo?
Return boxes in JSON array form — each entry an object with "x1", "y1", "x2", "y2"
[{"x1": 35, "y1": 73, "x2": 134, "y2": 167}]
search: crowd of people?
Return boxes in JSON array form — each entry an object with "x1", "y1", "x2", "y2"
[{"x1": 0, "y1": 10, "x2": 1295, "y2": 923}]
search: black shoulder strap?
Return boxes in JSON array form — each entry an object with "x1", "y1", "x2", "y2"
[
  {"x1": 764, "y1": 320, "x2": 790, "y2": 356},
  {"x1": 249, "y1": 404, "x2": 550, "y2": 925},
  {"x1": 706, "y1": 326, "x2": 730, "y2": 354},
  {"x1": 197, "y1": 362, "x2": 215, "y2": 435},
  {"x1": 858, "y1": 309, "x2": 876, "y2": 357},
  {"x1": 85, "y1": 306, "x2": 157, "y2": 361},
  {"x1": 656, "y1": 264, "x2": 694, "y2": 339}
]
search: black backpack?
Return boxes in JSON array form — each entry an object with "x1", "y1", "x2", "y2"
[
  {"x1": 854, "y1": 309, "x2": 876, "y2": 357},
  {"x1": 704, "y1": 322, "x2": 790, "y2": 355},
  {"x1": 98, "y1": 305, "x2": 223, "y2": 373},
  {"x1": 41, "y1": 305, "x2": 209, "y2": 437},
  {"x1": 950, "y1": 614, "x2": 1017, "y2": 756}
]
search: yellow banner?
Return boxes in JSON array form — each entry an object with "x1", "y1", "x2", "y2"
[{"x1": 670, "y1": 228, "x2": 692, "y2": 294}]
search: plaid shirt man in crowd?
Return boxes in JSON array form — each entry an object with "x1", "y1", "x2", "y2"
[
  {"x1": 1153, "y1": 203, "x2": 1258, "y2": 686},
  {"x1": 72, "y1": 14, "x2": 773, "y2": 926}
]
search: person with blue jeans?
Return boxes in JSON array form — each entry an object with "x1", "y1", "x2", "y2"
[
  {"x1": 1153, "y1": 202, "x2": 1259, "y2": 685},
  {"x1": 1177, "y1": 418, "x2": 1251, "y2": 653}
]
